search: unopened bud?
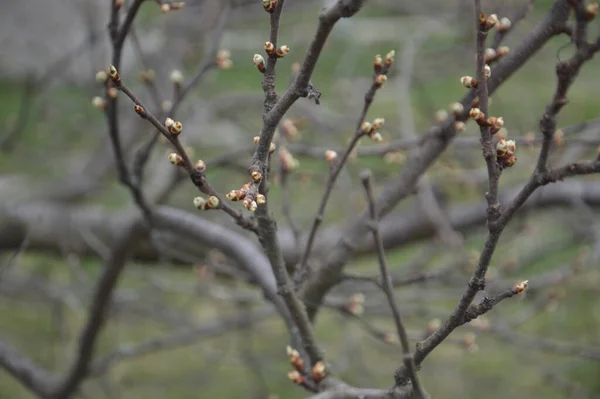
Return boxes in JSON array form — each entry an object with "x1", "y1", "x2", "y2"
[
  {"x1": 373, "y1": 54, "x2": 383, "y2": 72},
  {"x1": 449, "y1": 102, "x2": 464, "y2": 116},
  {"x1": 503, "y1": 155, "x2": 517, "y2": 167},
  {"x1": 514, "y1": 280, "x2": 529, "y2": 293},
  {"x1": 108, "y1": 65, "x2": 120, "y2": 83},
  {"x1": 170, "y1": 70, "x2": 184, "y2": 86},
  {"x1": 161, "y1": 3, "x2": 170, "y2": 12},
  {"x1": 553, "y1": 129, "x2": 564, "y2": 147},
  {"x1": 276, "y1": 45, "x2": 290, "y2": 58},
  {"x1": 461, "y1": 76, "x2": 477, "y2": 88},
  {"x1": 312, "y1": 361, "x2": 326, "y2": 382},
  {"x1": 193, "y1": 197, "x2": 206, "y2": 209},
  {"x1": 107, "y1": 87, "x2": 118, "y2": 98},
  {"x1": 269, "y1": 142, "x2": 277, "y2": 154},
  {"x1": 370, "y1": 132, "x2": 383, "y2": 142},
  {"x1": 134, "y1": 104, "x2": 144, "y2": 115},
  {"x1": 497, "y1": 46, "x2": 510, "y2": 57},
  {"x1": 372, "y1": 118, "x2": 385, "y2": 130},
  {"x1": 95, "y1": 70, "x2": 108, "y2": 84},
  {"x1": 168, "y1": 152, "x2": 184, "y2": 166},
  {"x1": 92, "y1": 96, "x2": 106, "y2": 110},
  {"x1": 435, "y1": 110, "x2": 448, "y2": 123},
  {"x1": 385, "y1": 50, "x2": 395, "y2": 65},
  {"x1": 264, "y1": 41, "x2": 275, "y2": 54},
  {"x1": 169, "y1": 121, "x2": 183, "y2": 135},
  {"x1": 165, "y1": 117, "x2": 175, "y2": 128},
  {"x1": 584, "y1": 2, "x2": 598, "y2": 21},
  {"x1": 287, "y1": 370, "x2": 304, "y2": 385},
  {"x1": 454, "y1": 121, "x2": 466, "y2": 132},
  {"x1": 484, "y1": 64, "x2": 491, "y2": 79},
  {"x1": 251, "y1": 171, "x2": 262, "y2": 182},
  {"x1": 253, "y1": 54, "x2": 266, "y2": 73},
  {"x1": 484, "y1": 48, "x2": 496, "y2": 62},
  {"x1": 325, "y1": 150, "x2": 337, "y2": 163},
  {"x1": 361, "y1": 121, "x2": 373, "y2": 134},
  {"x1": 207, "y1": 196, "x2": 220, "y2": 209},
  {"x1": 375, "y1": 74, "x2": 387, "y2": 88},
  {"x1": 497, "y1": 17, "x2": 511, "y2": 32},
  {"x1": 485, "y1": 14, "x2": 499, "y2": 29},
  {"x1": 256, "y1": 193, "x2": 266, "y2": 205},
  {"x1": 195, "y1": 159, "x2": 206, "y2": 172}
]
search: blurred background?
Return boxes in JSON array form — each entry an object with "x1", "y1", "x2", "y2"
[{"x1": 1, "y1": 0, "x2": 600, "y2": 398}]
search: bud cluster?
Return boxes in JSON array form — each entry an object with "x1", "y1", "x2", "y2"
[
  {"x1": 496, "y1": 138, "x2": 517, "y2": 168},
  {"x1": 344, "y1": 293, "x2": 365, "y2": 316},
  {"x1": 373, "y1": 50, "x2": 395, "y2": 88},
  {"x1": 193, "y1": 195, "x2": 220, "y2": 210},
  {"x1": 360, "y1": 118, "x2": 385, "y2": 142},
  {"x1": 165, "y1": 117, "x2": 183, "y2": 135},
  {"x1": 285, "y1": 346, "x2": 327, "y2": 386},
  {"x1": 216, "y1": 49, "x2": 233, "y2": 70},
  {"x1": 279, "y1": 147, "x2": 299, "y2": 172}
]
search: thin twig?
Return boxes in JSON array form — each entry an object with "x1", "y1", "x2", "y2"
[{"x1": 360, "y1": 170, "x2": 427, "y2": 399}]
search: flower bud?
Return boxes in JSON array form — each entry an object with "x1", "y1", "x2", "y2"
[
  {"x1": 169, "y1": 121, "x2": 183, "y2": 135},
  {"x1": 514, "y1": 280, "x2": 529, "y2": 293},
  {"x1": 370, "y1": 132, "x2": 383, "y2": 142},
  {"x1": 251, "y1": 171, "x2": 262, "y2": 182},
  {"x1": 134, "y1": 104, "x2": 144, "y2": 116},
  {"x1": 484, "y1": 48, "x2": 496, "y2": 62},
  {"x1": 195, "y1": 159, "x2": 206, "y2": 172},
  {"x1": 287, "y1": 370, "x2": 304, "y2": 385},
  {"x1": 168, "y1": 152, "x2": 184, "y2": 166},
  {"x1": 503, "y1": 155, "x2": 517, "y2": 167},
  {"x1": 375, "y1": 74, "x2": 387, "y2": 88},
  {"x1": 253, "y1": 54, "x2": 266, "y2": 73},
  {"x1": 262, "y1": 0, "x2": 276, "y2": 13},
  {"x1": 161, "y1": 3, "x2": 170, "y2": 12},
  {"x1": 107, "y1": 87, "x2": 118, "y2": 98},
  {"x1": 312, "y1": 361, "x2": 326, "y2": 382},
  {"x1": 373, "y1": 54, "x2": 383, "y2": 73},
  {"x1": 269, "y1": 142, "x2": 277, "y2": 154},
  {"x1": 207, "y1": 196, "x2": 220, "y2": 209},
  {"x1": 485, "y1": 14, "x2": 499, "y2": 29},
  {"x1": 449, "y1": 102, "x2": 464, "y2": 116},
  {"x1": 256, "y1": 193, "x2": 266, "y2": 205},
  {"x1": 170, "y1": 69, "x2": 184, "y2": 86},
  {"x1": 460, "y1": 76, "x2": 477, "y2": 88},
  {"x1": 193, "y1": 197, "x2": 206, "y2": 209},
  {"x1": 497, "y1": 46, "x2": 510, "y2": 57},
  {"x1": 484, "y1": 65, "x2": 491, "y2": 79},
  {"x1": 325, "y1": 150, "x2": 337, "y2": 163},
  {"x1": 372, "y1": 118, "x2": 385, "y2": 130},
  {"x1": 385, "y1": 50, "x2": 395, "y2": 65},
  {"x1": 276, "y1": 45, "x2": 290, "y2": 58},
  {"x1": 108, "y1": 65, "x2": 120, "y2": 83},
  {"x1": 584, "y1": 2, "x2": 598, "y2": 21},
  {"x1": 264, "y1": 41, "x2": 275, "y2": 55},
  {"x1": 553, "y1": 129, "x2": 564, "y2": 147},
  {"x1": 92, "y1": 96, "x2": 106, "y2": 110},
  {"x1": 95, "y1": 70, "x2": 108, "y2": 84},
  {"x1": 497, "y1": 17, "x2": 511, "y2": 32},
  {"x1": 435, "y1": 110, "x2": 448, "y2": 123},
  {"x1": 496, "y1": 139, "x2": 509, "y2": 158},
  {"x1": 454, "y1": 121, "x2": 466, "y2": 132},
  {"x1": 165, "y1": 117, "x2": 175, "y2": 128},
  {"x1": 361, "y1": 121, "x2": 373, "y2": 134}
]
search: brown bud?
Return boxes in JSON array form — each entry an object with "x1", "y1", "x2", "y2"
[
  {"x1": 256, "y1": 193, "x2": 266, "y2": 205},
  {"x1": 325, "y1": 150, "x2": 338, "y2": 163},
  {"x1": 460, "y1": 76, "x2": 477, "y2": 88},
  {"x1": 107, "y1": 87, "x2": 118, "y2": 98},
  {"x1": 92, "y1": 96, "x2": 106, "y2": 110},
  {"x1": 108, "y1": 65, "x2": 120, "y2": 84},
  {"x1": 169, "y1": 121, "x2": 183, "y2": 135},
  {"x1": 161, "y1": 3, "x2": 170, "y2": 13},
  {"x1": 514, "y1": 280, "x2": 529, "y2": 293},
  {"x1": 253, "y1": 54, "x2": 266, "y2": 73},
  {"x1": 373, "y1": 54, "x2": 383, "y2": 73},
  {"x1": 251, "y1": 171, "x2": 262, "y2": 183},
  {"x1": 312, "y1": 361, "x2": 326, "y2": 382},
  {"x1": 168, "y1": 152, "x2": 184, "y2": 166},
  {"x1": 195, "y1": 159, "x2": 206, "y2": 172},
  {"x1": 264, "y1": 41, "x2": 275, "y2": 55},
  {"x1": 134, "y1": 104, "x2": 144, "y2": 116},
  {"x1": 375, "y1": 74, "x2": 387, "y2": 88},
  {"x1": 584, "y1": 2, "x2": 599, "y2": 21},
  {"x1": 287, "y1": 370, "x2": 304, "y2": 385},
  {"x1": 276, "y1": 45, "x2": 290, "y2": 58}
]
